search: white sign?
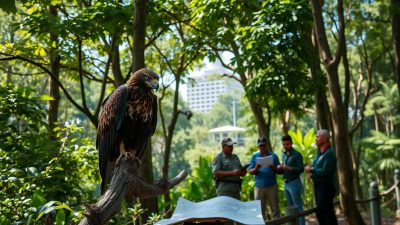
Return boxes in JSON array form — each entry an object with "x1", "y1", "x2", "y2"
[
  {"x1": 256, "y1": 156, "x2": 273, "y2": 168},
  {"x1": 155, "y1": 196, "x2": 264, "y2": 225}
]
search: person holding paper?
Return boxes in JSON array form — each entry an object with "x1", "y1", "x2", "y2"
[
  {"x1": 212, "y1": 137, "x2": 247, "y2": 200},
  {"x1": 278, "y1": 135, "x2": 305, "y2": 225},
  {"x1": 248, "y1": 137, "x2": 281, "y2": 220}
]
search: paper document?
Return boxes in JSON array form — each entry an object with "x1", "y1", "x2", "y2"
[
  {"x1": 155, "y1": 196, "x2": 264, "y2": 225},
  {"x1": 256, "y1": 156, "x2": 273, "y2": 168}
]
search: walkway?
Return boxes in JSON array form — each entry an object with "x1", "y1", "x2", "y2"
[{"x1": 304, "y1": 210, "x2": 400, "y2": 225}]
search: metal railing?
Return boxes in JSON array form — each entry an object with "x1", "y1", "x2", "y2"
[{"x1": 265, "y1": 169, "x2": 400, "y2": 225}]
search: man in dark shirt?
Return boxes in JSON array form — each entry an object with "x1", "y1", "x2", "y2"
[
  {"x1": 278, "y1": 135, "x2": 305, "y2": 225},
  {"x1": 305, "y1": 129, "x2": 338, "y2": 225}
]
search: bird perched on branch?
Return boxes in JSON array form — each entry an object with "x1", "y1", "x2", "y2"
[{"x1": 96, "y1": 68, "x2": 159, "y2": 194}]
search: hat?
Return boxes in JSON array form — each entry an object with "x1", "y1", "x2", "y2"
[
  {"x1": 257, "y1": 137, "x2": 268, "y2": 146},
  {"x1": 221, "y1": 137, "x2": 237, "y2": 146}
]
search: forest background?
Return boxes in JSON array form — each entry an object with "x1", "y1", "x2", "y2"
[{"x1": 0, "y1": 0, "x2": 399, "y2": 225}]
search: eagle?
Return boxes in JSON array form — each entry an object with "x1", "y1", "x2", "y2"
[{"x1": 96, "y1": 68, "x2": 159, "y2": 194}]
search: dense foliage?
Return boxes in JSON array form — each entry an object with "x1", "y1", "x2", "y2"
[
  {"x1": 1, "y1": 0, "x2": 400, "y2": 224},
  {"x1": 0, "y1": 86, "x2": 98, "y2": 224}
]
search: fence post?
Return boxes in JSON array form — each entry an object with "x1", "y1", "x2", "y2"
[
  {"x1": 285, "y1": 205, "x2": 299, "y2": 225},
  {"x1": 369, "y1": 181, "x2": 381, "y2": 225},
  {"x1": 395, "y1": 169, "x2": 400, "y2": 218}
]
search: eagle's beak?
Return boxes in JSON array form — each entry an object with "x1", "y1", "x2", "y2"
[{"x1": 151, "y1": 79, "x2": 159, "y2": 91}]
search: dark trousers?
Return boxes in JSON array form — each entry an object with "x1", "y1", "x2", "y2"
[{"x1": 314, "y1": 182, "x2": 338, "y2": 225}]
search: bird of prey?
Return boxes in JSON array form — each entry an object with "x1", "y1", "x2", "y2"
[{"x1": 96, "y1": 68, "x2": 159, "y2": 194}]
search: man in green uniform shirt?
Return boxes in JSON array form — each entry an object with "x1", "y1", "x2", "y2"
[
  {"x1": 212, "y1": 137, "x2": 246, "y2": 200},
  {"x1": 305, "y1": 129, "x2": 338, "y2": 225}
]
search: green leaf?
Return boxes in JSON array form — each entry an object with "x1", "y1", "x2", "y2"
[
  {"x1": 26, "y1": 167, "x2": 38, "y2": 176},
  {"x1": 8, "y1": 177, "x2": 18, "y2": 182},
  {"x1": 0, "y1": 0, "x2": 17, "y2": 14},
  {"x1": 37, "y1": 201, "x2": 59, "y2": 219},
  {"x1": 55, "y1": 209, "x2": 65, "y2": 225},
  {"x1": 303, "y1": 128, "x2": 315, "y2": 149},
  {"x1": 54, "y1": 203, "x2": 73, "y2": 212},
  {"x1": 386, "y1": 139, "x2": 400, "y2": 145},
  {"x1": 31, "y1": 191, "x2": 46, "y2": 208}
]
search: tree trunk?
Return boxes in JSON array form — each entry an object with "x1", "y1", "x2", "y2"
[
  {"x1": 161, "y1": 74, "x2": 181, "y2": 213},
  {"x1": 392, "y1": 0, "x2": 400, "y2": 97},
  {"x1": 327, "y1": 66, "x2": 364, "y2": 225},
  {"x1": 133, "y1": 0, "x2": 146, "y2": 73},
  {"x1": 309, "y1": 0, "x2": 366, "y2": 224},
  {"x1": 392, "y1": 0, "x2": 400, "y2": 135},
  {"x1": 111, "y1": 35, "x2": 124, "y2": 86},
  {"x1": 309, "y1": 27, "x2": 332, "y2": 130},
  {"x1": 133, "y1": 0, "x2": 158, "y2": 221},
  {"x1": 139, "y1": 142, "x2": 158, "y2": 222},
  {"x1": 280, "y1": 111, "x2": 290, "y2": 135},
  {"x1": 374, "y1": 111, "x2": 386, "y2": 132},
  {"x1": 247, "y1": 98, "x2": 271, "y2": 146},
  {"x1": 48, "y1": 4, "x2": 61, "y2": 141},
  {"x1": 354, "y1": 123, "x2": 365, "y2": 203}
]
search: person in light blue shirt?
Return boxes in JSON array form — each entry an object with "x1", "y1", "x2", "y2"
[{"x1": 248, "y1": 137, "x2": 281, "y2": 220}]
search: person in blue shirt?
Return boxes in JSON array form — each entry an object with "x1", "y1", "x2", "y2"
[
  {"x1": 278, "y1": 134, "x2": 305, "y2": 225},
  {"x1": 248, "y1": 137, "x2": 281, "y2": 220}
]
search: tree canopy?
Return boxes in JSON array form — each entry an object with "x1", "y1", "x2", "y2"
[{"x1": 0, "y1": 0, "x2": 399, "y2": 224}]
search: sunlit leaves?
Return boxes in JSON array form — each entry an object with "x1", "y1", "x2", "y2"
[
  {"x1": 362, "y1": 129, "x2": 400, "y2": 181},
  {"x1": 365, "y1": 82, "x2": 400, "y2": 130},
  {"x1": 0, "y1": 85, "x2": 98, "y2": 224},
  {"x1": 288, "y1": 128, "x2": 316, "y2": 165},
  {"x1": 190, "y1": 0, "x2": 313, "y2": 116}
]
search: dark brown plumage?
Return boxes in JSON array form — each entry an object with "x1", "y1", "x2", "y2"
[{"x1": 96, "y1": 68, "x2": 159, "y2": 194}]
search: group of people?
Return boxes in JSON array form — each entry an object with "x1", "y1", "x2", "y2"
[{"x1": 212, "y1": 129, "x2": 338, "y2": 225}]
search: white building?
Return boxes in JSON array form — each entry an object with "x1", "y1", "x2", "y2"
[
  {"x1": 209, "y1": 125, "x2": 246, "y2": 146},
  {"x1": 186, "y1": 73, "x2": 243, "y2": 112}
]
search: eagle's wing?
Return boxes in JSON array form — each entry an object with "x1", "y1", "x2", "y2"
[
  {"x1": 96, "y1": 84, "x2": 128, "y2": 193},
  {"x1": 137, "y1": 95, "x2": 158, "y2": 159},
  {"x1": 151, "y1": 96, "x2": 158, "y2": 135}
]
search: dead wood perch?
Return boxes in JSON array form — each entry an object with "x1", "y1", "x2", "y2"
[{"x1": 78, "y1": 154, "x2": 187, "y2": 225}]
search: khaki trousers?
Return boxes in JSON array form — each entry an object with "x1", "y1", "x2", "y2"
[{"x1": 254, "y1": 185, "x2": 280, "y2": 220}]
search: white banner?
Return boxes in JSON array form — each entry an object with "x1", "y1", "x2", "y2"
[{"x1": 155, "y1": 196, "x2": 264, "y2": 225}]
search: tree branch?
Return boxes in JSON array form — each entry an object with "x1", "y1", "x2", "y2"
[
  {"x1": 94, "y1": 40, "x2": 114, "y2": 118},
  {"x1": 77, "y1": 36, "x2": 88, "y2": 110},
  {"x1": 310, "y1": 0, "x2": 334, "y2": 65},
  {"x1": 78, "y1": 155, "x2": 187, "y2": 225},
  {"x1": 0, "y1": 52, "x2": 91, "y2": 118}
]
